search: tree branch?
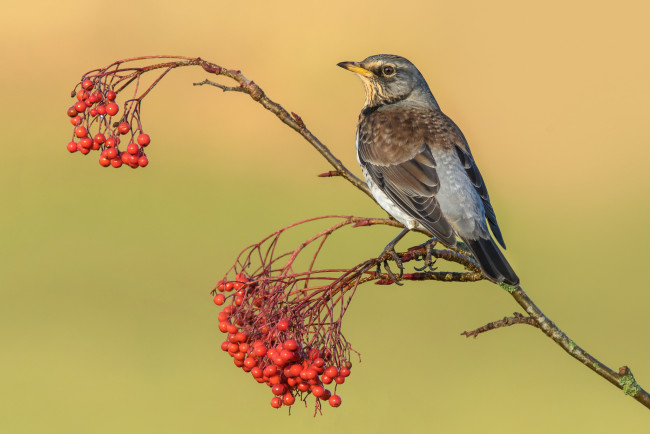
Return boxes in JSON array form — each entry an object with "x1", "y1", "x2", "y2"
[{"x1": 192, "y1": 59, "x2": 650, "y2": 410}]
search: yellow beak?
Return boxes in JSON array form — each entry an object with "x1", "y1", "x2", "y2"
[{"x1": 337, "y1": 61, "x2": 374, "y2": 78}]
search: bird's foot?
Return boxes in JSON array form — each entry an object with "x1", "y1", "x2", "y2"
[
  {"x1": 376, "y1": 244, "x2": 404, "y2": 285},
  {"x1": 414, "y1": 238, "x2": 438, "y2": 272}
]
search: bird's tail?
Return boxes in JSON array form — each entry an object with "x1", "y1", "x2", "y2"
[{"x1": 464, "y1": 237, "x2": 519, "y2": 286}]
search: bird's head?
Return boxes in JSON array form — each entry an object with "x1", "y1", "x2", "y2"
[{"x1": 338, "y1": 54, "x2": 439, "y2": 110}]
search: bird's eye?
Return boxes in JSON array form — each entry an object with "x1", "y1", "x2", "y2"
[{"x1": 382, "y1": 65, "x2": 396, "y2": 76}]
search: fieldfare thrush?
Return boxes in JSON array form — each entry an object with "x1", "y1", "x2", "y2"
[{"x1": 338, "y1": 54, "x2": 519, "y2": 286}]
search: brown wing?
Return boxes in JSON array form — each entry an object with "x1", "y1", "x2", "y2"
[{"x1": 357, "y1": 107, "x2": 456, "y2": 245}]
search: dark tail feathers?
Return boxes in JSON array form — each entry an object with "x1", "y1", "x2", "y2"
[{"x1": 464, "y1": 237, "x2": 519, "y2": 286}]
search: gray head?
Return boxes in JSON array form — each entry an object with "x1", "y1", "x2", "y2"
[{"x1": 338, "y1": 54, "x2": 439, "y2": 110}]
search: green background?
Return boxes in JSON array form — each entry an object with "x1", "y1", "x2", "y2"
[{"x1": 2, "y1": 0, "x2": 649, "y2": 432}]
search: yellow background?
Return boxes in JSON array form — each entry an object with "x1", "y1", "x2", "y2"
[{"x1": 2, "y1": 0, "x2": 649, "y2": 432}]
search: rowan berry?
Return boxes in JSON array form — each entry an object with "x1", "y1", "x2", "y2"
[
  {"x1": 137, "y1": 133, "x2": 150, "y2": 146},
  {"x1": 328, "y1": 395, "x2": 341, "y2": 407},
  {"x1": 213, "y1": 294, "x2": 225, "y2": 305},
  {"x1": 105, "y1": 102, "x2": 119, "y2": 116},
  {"x1": 117, "y1": 122, "x2": 130, "y2": 134},
  {"x1": 283, "y1": 393, "x2": 295, "y2": 406},
  {"x1": 75, "y1": 126, "x2": 88, "y2": 138}
]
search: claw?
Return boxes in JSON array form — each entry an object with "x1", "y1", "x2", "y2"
[
  {"x1": 374, "y1": 228, "x2": 410, "y2": 284},
  {"x1": 414, "y1": 238, "x2": 438, "y2": 272}
]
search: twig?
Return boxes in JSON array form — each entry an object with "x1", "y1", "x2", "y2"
[{"x1": 461, "y1": 312, "x2": 539, "y2": 338}]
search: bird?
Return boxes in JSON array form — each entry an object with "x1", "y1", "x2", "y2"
[{"x1": 338, "y1": 54, "x2": 519, "y2": 286}]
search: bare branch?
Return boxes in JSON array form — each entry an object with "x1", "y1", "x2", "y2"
[{"x1": 461, "y1": 312, "x2": 539, "y2": 338}]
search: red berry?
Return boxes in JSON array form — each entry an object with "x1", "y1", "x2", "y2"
[
  {"x1": 89, "y1": 108, "x2": 98, "y2": 117},
  {"x1": 277, "y1": 320, "x2": 289, "y2": 331},
  {"x1": 220, "y1": 341, "x2": 230, "y2": 352},
  {"x1": 213, "y1": 294, "x2": 225, "y2": 305},
  {"x1": 324, "y1": 366, "x2": 338, "y2": 378},
  {"x1": 70, "y1": 116, "x2": 82, "y2": 126},
  {"x1": 99, "y1": 157, "x2": 110, "y2": 167},
  {"x1": 297, "y1": 382, "x2": 309, "y2": 392},
  {"x1": 105, "y1": 137, "x2": 117, "y2": 148},
  {"x1": 334, "y1": 376, "x2": 345, "y2": 385},
  {"x1": 329, "y1": 395, "x2": 342, "y2": 407},
  {"x1": 271, "y1": 384, "x2": 286, "y2": 396},
  {"x1": 97, "y1": 105, "x2": 106, "y2": 116},
  {"x1": 283, "y1": 393, "x2": 295, "y2": 406},
  {"x1": 93, "y1": 133, "x2": 106, "y2": 145},
  {"x1": 313, "y1": 357, "x2": 325, "y2": 368},
  {"x1": 251, "y1": 366, "x2": 263, "y2": 378},
  {"x1": 67, "y1": 141, "x2": 78, "y2": 153},
  {"x1": 137, "y1": 133, "x2": 151, "y2": 146},
  {"x1": 106, "y1": 147, "x2": 118, "y2": 159},
  {"x1": 74, "y1": 126, "x2": 87, "y2": 138},
  {"x1": 76, "y1": 90, "x2": 89, "y2": 101},
  {"x1": 270, "y1": 397, "x2": 282, "y2": 409},
  {"x1": 105, "y1": 102, "x2": 119, "y2": 116},
  {"x1": 289, "y1": 364, "x2": 303, "y2": 377},
  {"x1": 82, "y1": 79, "x2": 94, "y2": 90},
  {"x1": 311, "y1": 385, "x2": 325, "y2": 398},
  {"x1": 111, "y1": 158, "x2": 122, "y2": 168},
  {"x1": 137, "y1": 155, "x2": 149, "y2": 167},
  {"x1": 67, "y1": 107, "x2": 78, "y2": 117},
  {"x1": 244, "y1": 357, "x2": 256, "y2": 369},
  {"x1": 79, "y1": 137, "x2": 92, "y2": 149},
  {"x1": 284, "y1": 339, "x2": 298, "y2": 351},
  {"x1": 120, "y1": 152, "x2": 130, "y2": 164},
  {"x1": 79, "y1": 147, "x2": 90, "y2": 155},
  {"x1": 339, "y1": 366, "x2": 351, "y2": 377},
  {"x1": 117, "y1": 122, "x2": 130, "y2": 134},
  {"x1": 321, "y1": 375, "x2": 332, "y2": 384},
  {"x1": 127, "y1": 143, "x2": 139, "y2": 155},
  {"x1": 106, "y1": 90, "x2": 116, "y2": 100},
  {"x1": 322, "y1": 389, "x2": 332, "y2": 401},
  {"x1": 254, "y1": 345, "x2": 267, "y2": 357},
  {"x1": 84, "y1": 98, "x2": 93, "y2": 108},
  {"x1": 233, "y1": 351, "x2": 245, "y2": 361},
  {"x1": 263, "y1": 365, "x2": 277, "y2": 377},
  {"x1": 74, "y1": 101, "x2": 86, "y2": 113},
  {"x1": 218, "y1": 322, "x2": 229, "y2": 333}
]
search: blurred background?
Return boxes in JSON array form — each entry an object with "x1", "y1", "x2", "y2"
[{"x1": 2, "y1": 0, "x2": 649, "y2": 432}]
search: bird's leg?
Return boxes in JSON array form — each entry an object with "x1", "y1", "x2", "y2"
[
  {"x1": 414, "y1": 237, "x2": 438, "y2": 272},
  {"x1": 376, "y1": 228, "x2": 409, "y2": 283}
]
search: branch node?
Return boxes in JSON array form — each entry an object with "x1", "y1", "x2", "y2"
[
  {"x1": 291, "y1": 112, "x2": 305, "y2": 128},
  {"x1": 618, "y1": 366, "x2": 641, "y2": 397},
  {"x1": 318, "y1": 170, "x2": 341, "y2": 178}
]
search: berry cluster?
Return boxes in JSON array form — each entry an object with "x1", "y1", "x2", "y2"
[
  {"x1": 65, "y1": 78, "x2": 151, "y2": 169},
  {"x1": 213, "y1": 271, "x2": 353, "y2": 412}
]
